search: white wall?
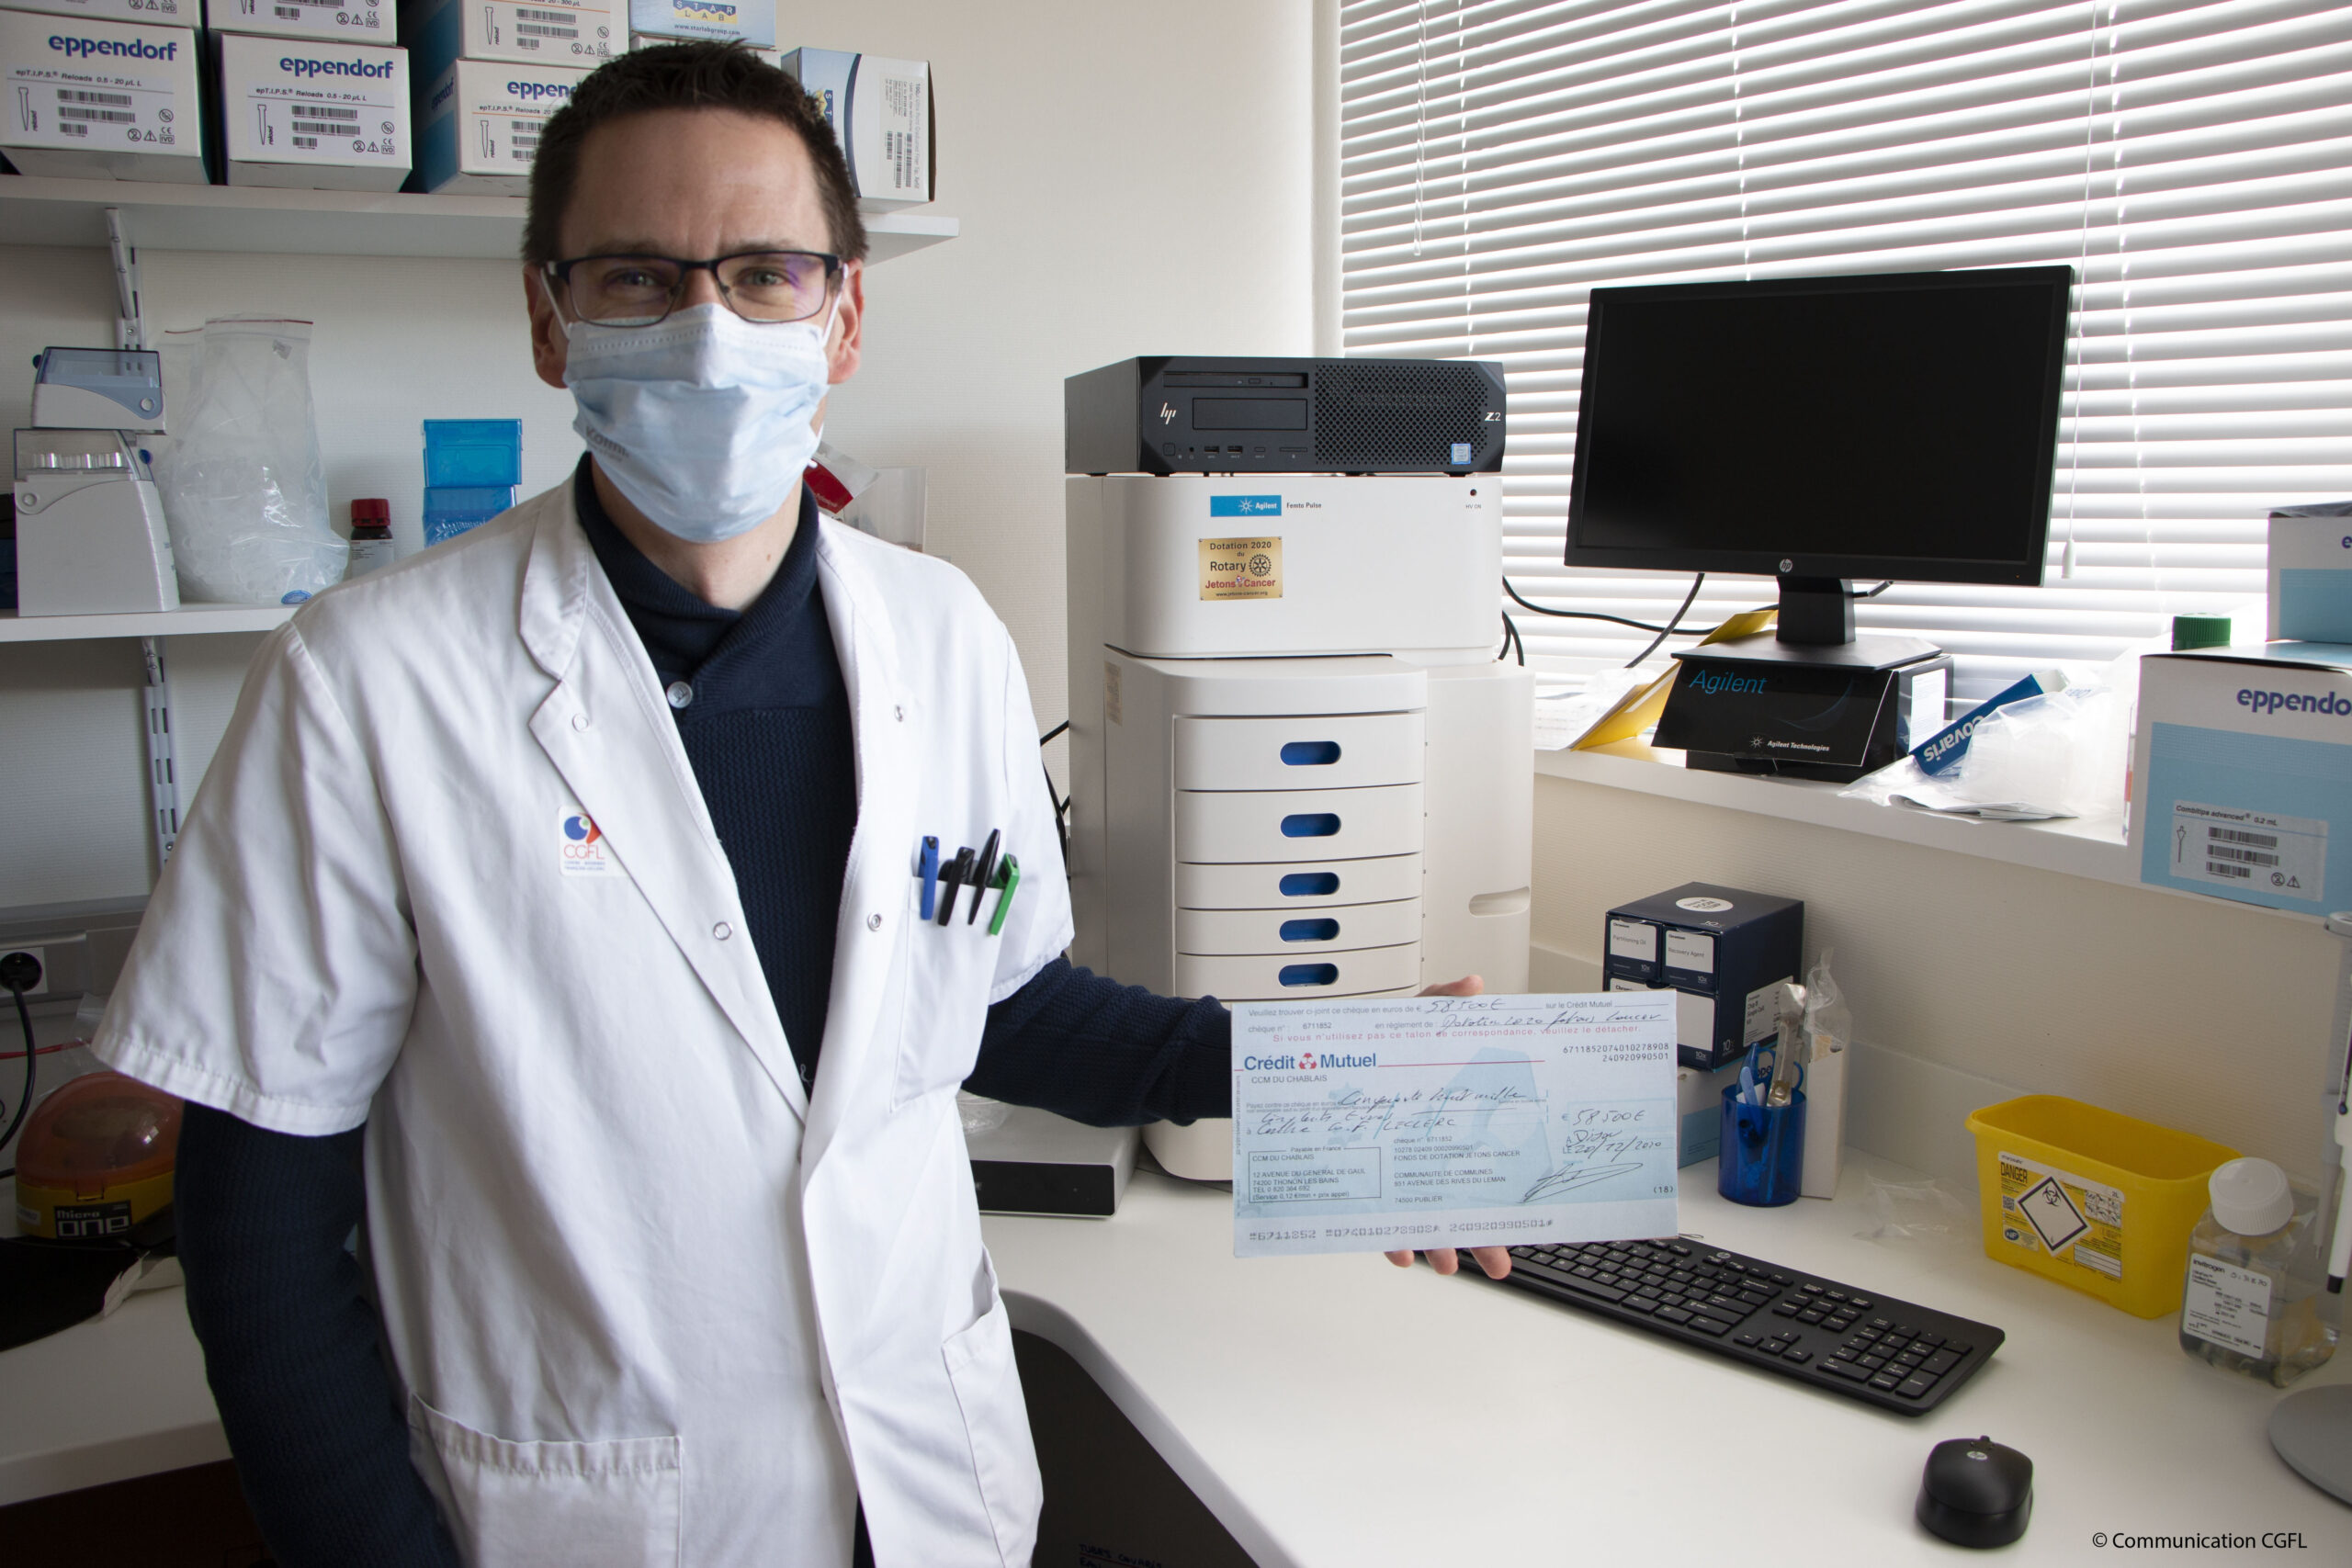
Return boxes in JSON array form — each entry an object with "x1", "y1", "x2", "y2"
[
  {"x1": 1529, "y1": 777, "x2": 2345, "y2": 1190},
  {"x1": 0, "y1": 1, "x2": 1315, "y2": 909}
]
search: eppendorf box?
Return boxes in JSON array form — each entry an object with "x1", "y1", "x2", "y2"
[
  {"x1": 0, "y1": 10, "x2": 206, "y2": 182},
  {"x1": 2132, "y1": 642, "x2": 2352, "y2": 914},
  {"x1": 206, "y1": 0, "x2": 390, "y2": 43},
  {"x1": 216, "y1": 30, "x2": 408, "y2": 188},
  {"x1": 627, "y1": 0, "x2": 770, "y2": 47},
  {"x1": 779, "y1": 48, "x2": 932, "y2": 210},
  {"x1": 403, "y1": 0, "x2": 618, "y2": 71},
  {"x1": 415, "y1": 56, "x2": 582, "y2": 192},
  {"x1": 6, "y1": 0, "x2": 194, "y2": 26}
]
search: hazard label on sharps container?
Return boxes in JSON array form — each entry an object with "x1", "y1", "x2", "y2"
[{"x1": 1199, "y1": 537, "x2": 1282, "y2": 601}]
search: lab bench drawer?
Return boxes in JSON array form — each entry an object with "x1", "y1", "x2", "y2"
[
  {"x1": 1174, "y1": 853, "x2": 1422, "y2": 910},
  {"x1": 1174, "y1": 900, "x2": 1420, "y2": 956},
  {"x1": 1172, "y1": 943, "x2": 1420, "y2": 1001},
  {"x1": 1173, "y1": 784, "x2": 1423, "y2": 865},
  {"x1": 1173, "y1": 712, "x2": 1424, "y2": 792}
]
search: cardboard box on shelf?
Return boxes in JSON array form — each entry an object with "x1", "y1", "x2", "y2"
[
  {"x1": 205, "y1": 0, "x2": 390, "y2": 45},
  {"x1": 5, "y1": 0, "x2": 194, "y2": 27},
  {"x1": 778, "y1": 48, "x2": 931, "y2": 210},
  {"x1": 216, "y1": 29, "x2": 408, "y2": 189},
  {"x1": 402, "y1": 0, "x2": 618, "y2": 72},
  {"x1": 0, "y1": 8, "x2": 206, "y2": 181},
  {"x1": 413, "y1": 58, "x2": 582, "y2": 190},
  {"x1": 626, "y1": 0, "x2": 770, "y2": 48},
  {"x1": 2132, "y1": 641, "x2": 2352, "y2": 915}
]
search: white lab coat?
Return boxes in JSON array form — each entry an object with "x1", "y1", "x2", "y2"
[{"x1": 96, "y1": 481, "x2": 1072, "y2": 1566}]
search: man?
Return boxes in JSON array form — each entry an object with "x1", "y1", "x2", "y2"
[{"x1": 94, "y1": 43, "x2": 1502, "y2": 1568}]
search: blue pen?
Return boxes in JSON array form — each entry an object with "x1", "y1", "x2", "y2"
[{"x1": 916, "y1": 836, "x2": 940, "y2": 921}]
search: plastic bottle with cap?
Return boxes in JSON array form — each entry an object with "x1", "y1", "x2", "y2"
[
  {"x1": 346, "y1": 499, "x2": 395, "y2": 579},
  {"x1": 2177, "y1": 1156, "x2": 2338, "y2": 1385}
]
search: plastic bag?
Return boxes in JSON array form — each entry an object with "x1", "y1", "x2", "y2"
[
  {"x1": 151, "y1": 317, "x2": 345, "y2": 605},
  {"x1": 1800, "y1": 952, "x2": 1852, "y2": 1199},
  {"x1": 1940, "y1": 685, "x2": 2124, "y2": 819},
  {"x1": 1840, "y1": 683, "x2": 2122, "y2": 820},
  {"x1": 1853, "y1": 1171, "x2": 1977, "y2": 1252}
]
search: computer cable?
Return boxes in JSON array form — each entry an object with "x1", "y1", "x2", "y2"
[
  {"x1": 1503, "y1": 574, "x2": 1713, "y2": 670},
  {"x1": 1038, "y1": 723, "x2": 1073, "y2": 872},
  {"x1": 0, "y1": 950, "x2": 43, "y2": 1182},
  {"x1": 1620, "y1": 573, "x2": 1707, "y2": 669},
  {"x1": 1499, "y1": 611, "x2": 1525, "y2": 666}
]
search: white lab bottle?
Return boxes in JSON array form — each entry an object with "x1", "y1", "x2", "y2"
[{"x1": 2177, "y1": 1157, "x2": 2338, "y2": 1387}]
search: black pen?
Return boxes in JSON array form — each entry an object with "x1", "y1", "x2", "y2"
[
  {"x1": 967, "y1": 829, "x2": 1001, "y2": 925},
  {"x1": 938, "y1": 847, "x2": 973, "y2": 926}
]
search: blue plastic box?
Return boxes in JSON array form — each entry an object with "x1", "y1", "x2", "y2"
[
  {"x1": 423, "y1": 420, "x2": 523, "y2": 488},
  {"x1": 423, "y1": 484, "x2": 517, "y2": 547}
]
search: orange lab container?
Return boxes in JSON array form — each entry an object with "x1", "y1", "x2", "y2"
[{"x1": 1964, "y1": 1095, "x2": 2238, "y2": 1319}]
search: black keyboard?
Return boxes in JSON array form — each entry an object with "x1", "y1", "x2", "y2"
[{"x1": 1467, "y1": 1236, "x2": 2004, "y2": 1416}]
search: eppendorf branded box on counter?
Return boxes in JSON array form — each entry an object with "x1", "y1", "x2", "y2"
[
  {"x1": 778, "y1": 49, "x2": 932, "y2": 210},
  {"x1": 0, "y1": 10, "x2": 206, "y2": 182},
  {"x1": 206, "y1": 0, "x2": 392, "y2": 45},
  {"x1": 2132, "y1": 642, "x2": 2352, "y2": 915},
  {"x1": 627, "y1": 0, "x2": 770, "y2": 47},
  {"x1": 215, "y1": 30, "x2": 408, "y2": 188},
  {"x1": 402, "y1": 0, "x2": 618, "y2": 70},
  {"x1": 414, "y1": 56, "x2": 582, "y2": 191},
  {"x1": 6, "y1": 0, "x2": 195, "y2": 26}
]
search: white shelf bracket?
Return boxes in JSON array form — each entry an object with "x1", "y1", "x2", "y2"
[
  {"x1": 106, "y1": 206, "x2": 144, "y2": 351},
  {"x1": 140, "y1": 636, "x2": 181, "y2": 866}
]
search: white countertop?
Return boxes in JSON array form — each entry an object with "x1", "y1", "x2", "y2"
[{"x1": 6, "y1": 1153, "x2": 2349, "y2": 1562}]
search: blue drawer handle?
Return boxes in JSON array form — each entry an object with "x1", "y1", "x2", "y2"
[
  {"x1": 1280, "y1": 813, "x2": 1340, "y2": 838},
  {"x1": 1279, "y1": 918, "x2": 1340, "y2": 942},
  {"x1": 1278, "y1": 872, "x2": 1340, "y2": 897},
  {"x1": 1280, "y1": 740, "x2": 1342, "y2": 766},
  {"x1": 1278, "y1": 963, "x2": 1340, "y2": 987}
]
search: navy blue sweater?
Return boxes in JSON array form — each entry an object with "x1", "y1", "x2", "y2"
[{"x1": 175, "y1": 469, "x2": 1230, "y2": 1565}]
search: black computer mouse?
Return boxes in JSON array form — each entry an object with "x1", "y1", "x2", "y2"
[{"x1": 1917, "y1": 1435, "x2": 2033, "y2": 1548}]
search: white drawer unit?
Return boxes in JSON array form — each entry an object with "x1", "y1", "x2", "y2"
[
  {"x1": 1171, "y1": 943, "x2": 1421, "y2": 1002},
  {"x1": 1173, "y1": 784, "x2": 1424, "y2": 865},
  {"x1": 1172, "y1": 711, "x2": 1424, "y2": 793},
  {"x1": 1173, "y1": 899, "x2": 1420, "y2": 956},
  {"x1": 1172, "y1": 853, "x2": 1422, "y2": 910}
]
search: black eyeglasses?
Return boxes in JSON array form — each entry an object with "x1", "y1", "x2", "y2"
[{"x1": 545, "y1": 249, "x2": 844, "y2": 327}]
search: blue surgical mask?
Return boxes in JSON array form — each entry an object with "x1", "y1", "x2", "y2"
[{"x1": 560, "y1": 299, "x2": 836, "y2": 544}]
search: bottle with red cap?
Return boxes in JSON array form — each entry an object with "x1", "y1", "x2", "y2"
[{"x1": 348, "y1": 498, "x2": 395, "y2": 579}]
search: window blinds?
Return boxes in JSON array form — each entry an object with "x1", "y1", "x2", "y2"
[{"x1": 1339, "y1": 0, "x2": 2352, "y2": 699}]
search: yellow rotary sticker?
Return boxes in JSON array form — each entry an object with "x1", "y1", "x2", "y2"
[{"x1": 1199, "y1": 537, "x2": 1283, "y2": 601}]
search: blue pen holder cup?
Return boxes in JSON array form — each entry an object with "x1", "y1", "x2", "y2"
[{"x1": 1719, "y1": 1087, "x2": 1806, "y2": 1207}]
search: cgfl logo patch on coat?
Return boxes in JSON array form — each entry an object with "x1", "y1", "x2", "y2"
[{"x1": 560, "y1": 807, "x2": 613, "y2": 875}]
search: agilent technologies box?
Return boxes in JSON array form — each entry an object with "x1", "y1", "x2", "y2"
[
  {"x1": 1603, "y1": 882, "x2": 1803, "y2": 1071},
  {"x1": 778, "y1": 48, "x2": 933, "y2": 210},
  {"x1": 6, "y1": 0, "x2": 194, "y2": 26},
  {"x1": 207, "y1": 0, "x2": 390, "y2": 44},
  {"x1": 403, "y1": 0, "x2": 618, "y2": 70},
  {"x1": 414, "y1": 57, "x2": 583, "y2": 191},
  {"x1": 627, "y1": 0, "x2": 770, "y2": 47},
  {"x1": 1, "y1": 10, "x2": 206, "y2": 182},
  {"x1": 2132, "y1": 643, "x2": 2352, "y2": 914},
  {"x1": 216, "y1": 31, "x2": 408, "y2": 188}
]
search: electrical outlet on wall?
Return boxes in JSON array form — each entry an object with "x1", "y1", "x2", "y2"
[{"x1": 1, "y1": 944, "x2": 51, "y2": 999}]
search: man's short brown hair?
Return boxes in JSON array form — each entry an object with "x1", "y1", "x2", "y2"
[{"x1": 523, "y1": 41, "x2": 868, "y2": 266}]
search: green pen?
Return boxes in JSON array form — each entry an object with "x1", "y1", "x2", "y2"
[{"x1": 987, "y1": 854, "x2": 1022, "y2": 936}]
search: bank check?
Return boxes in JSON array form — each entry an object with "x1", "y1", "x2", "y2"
[{"x1": 1232, "y1": 991, "x2": 1678, "y2": 1258}]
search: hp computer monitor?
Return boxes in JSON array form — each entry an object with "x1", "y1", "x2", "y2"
[{"x1": 1564, "y1": 266, "x2": 2073, "y2": 648}]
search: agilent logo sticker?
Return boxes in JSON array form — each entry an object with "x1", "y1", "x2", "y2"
[
  {"x1": 560, "y1": 808, "x2": 613, "y2": 874},
  {"x1": 1209, "y1": 495, "x2": 1282, "y2": 517}
]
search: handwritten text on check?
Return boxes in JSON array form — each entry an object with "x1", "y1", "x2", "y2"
[{"x1": 1231, "y1": 992, "x2": 1679, "y2": 1258}]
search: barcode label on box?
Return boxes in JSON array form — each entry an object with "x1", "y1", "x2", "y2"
[
  {"x1": 2169, "y1": 801, "x2": 2325, "y2": 901},
  {"x1": 6, "y1": 73, "x2": 181, "y2": 151}
]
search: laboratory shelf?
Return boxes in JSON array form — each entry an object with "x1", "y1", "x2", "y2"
[
  {"x1": 0, "y1": 604, "x2": 294, "y2": 643},
  {"x1": 0, "y1": 175, "x2": 959, "y2": 263}
]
